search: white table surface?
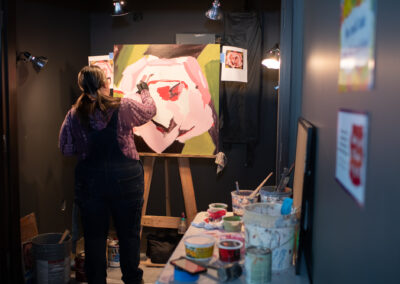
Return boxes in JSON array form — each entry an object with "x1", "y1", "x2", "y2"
[{"x1": 156, "y1": 212, "x2": 310, "y2": 284}]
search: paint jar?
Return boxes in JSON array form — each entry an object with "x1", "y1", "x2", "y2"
[
  {"x1": 184, "y1": 234, "x2": 215, "y2": 261},
  {"x1": 220, "y1": 233, "x2": 246, "y2": 256},
  {"x1": 218, "y1": 239, "x2": 243, "y2": 262},
  {"x1": 207, "y1": 207, "x2": 226, "y2": 222},
  {"x1": 231, "y1": 190, "x2": 258, "y2": 216},
  {"x1": 245, "y1": 246, "x2": 272, "y2": 283},
  {"x1": 260, "y1": 186, "x2": 292, "y2": 203},
  {"x1": 222, "y1": 215, "x2": 242, "y2": 232},
  {"x1": 108, "y1": 240, "x2": 120, "y2": 268},
  {"x1": 208, "y1": 203, "x2": 228, "y2": 210}
]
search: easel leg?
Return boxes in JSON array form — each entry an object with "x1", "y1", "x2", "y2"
[
  {"x1": 164, "y1": 158, "x2": 171, "y2": 216},
  {"x1": 141, "y1": 156, "x2": 155, "y2": 236},
  {"x1": 178, "y1": 157, "x2": 198, "y2": 224}
]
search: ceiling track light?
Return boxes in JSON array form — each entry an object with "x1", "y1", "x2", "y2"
[
  {"x1": 112, "y1": 0, "x2": 130, "y2": 17},
  {"x1": 206, "y1": 0, "x2": 223, "y2": 21},
  {"x1": 17, "y1": 51, "x2": 48, "y2": 72}
]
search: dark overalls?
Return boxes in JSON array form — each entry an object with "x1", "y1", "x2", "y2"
[{"x1": 75, "y1": 108, "x2": 144, "y2": 284}]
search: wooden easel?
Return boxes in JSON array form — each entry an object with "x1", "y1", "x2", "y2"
[{"x1": 140, "y1": 155, "x2": 199, "y2": 232}]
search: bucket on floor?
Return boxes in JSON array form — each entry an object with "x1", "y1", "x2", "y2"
[
  {"x1": 243, "y1": 203, "x2": 297, "y2": 271},
  {"x1": 32, "y1": 233, "x2": 72, "y2": 284}
]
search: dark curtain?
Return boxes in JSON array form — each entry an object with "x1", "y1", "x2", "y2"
[{"x1": 220, "y1": 12, "x2": 262, "y2": 163}]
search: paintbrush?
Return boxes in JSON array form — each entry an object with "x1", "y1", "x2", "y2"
[
  {"x1": 58, "y1": 229, "x2": 70, "y2": 244},
  {"x1": 276, "y1": 163, "x2": 295, "y2": 192},
  {"x1": 235, "y1": 181, "x2": 240, "y2": 194},
  {"x1": 249, "y1": 172, "x2": 274, "y2": 199}
]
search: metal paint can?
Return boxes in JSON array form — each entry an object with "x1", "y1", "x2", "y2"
[
  {"x1": 108, "y1": 240, "x2": 120, "y2": 268},
  {"x1": 245, "y1": 246, "x2": 272, "y2": 283}
]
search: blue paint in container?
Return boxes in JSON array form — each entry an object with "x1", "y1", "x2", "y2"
[{"x1": 174, "y1": 266, "x2": 199, "y2": 282}]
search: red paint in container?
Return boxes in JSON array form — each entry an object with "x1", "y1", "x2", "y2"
[
  {"x1": 218, "y1": 239, "x2": 243, "y2": 262},
  {"x1": 207, "y1": 208, "x2": 226, "y2": 222}
]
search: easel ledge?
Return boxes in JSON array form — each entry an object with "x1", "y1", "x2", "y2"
[{"x1": 139, "y1": 152, "x2": 216, "y2": 159}]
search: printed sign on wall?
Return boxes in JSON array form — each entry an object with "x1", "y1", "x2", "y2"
[
  {"x1": 338, "y1": 0, "x2": 376, "y2": 92},
  {"x1": 221, "y1": 46, "x2": 247, "y2": 83},
  {"x1": 335, "y1": 109, "x2": 369, "y2": 206}
]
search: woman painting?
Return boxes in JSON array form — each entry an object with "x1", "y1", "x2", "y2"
[{"x1": 59, "y1": 65, "x2": 156, "y2": 284}]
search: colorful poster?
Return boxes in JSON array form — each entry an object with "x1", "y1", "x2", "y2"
[
  {"x1": 88, "y1": 54, "x2": 114, "y2": 87},
  {"x1": 338, "y1": 0, "x2": 376, "y2": 92},
  {"x1": 335, "y1": 109, "x2": 369, "y2": 206},
  {"x1": 113, "y1": 44, "x2": 220, "y2": 156},
  {"x1": 221, "y1": 46, "x2": 247, "y2": 83}
]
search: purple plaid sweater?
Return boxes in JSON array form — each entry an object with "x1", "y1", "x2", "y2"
[{"x1": 59, "y1": 90, "x2": 156, "y2": 160}]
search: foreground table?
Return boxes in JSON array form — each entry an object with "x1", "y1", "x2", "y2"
[{"x1": 156, "y1": 212, "x2": 310, "y2": 283}]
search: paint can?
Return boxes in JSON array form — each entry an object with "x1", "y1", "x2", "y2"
[
  {"x1": 74, "y1": 251, "x2": 87, "y2": 282},
  {"x1": 218, "y1": 239, "x2": 243, "y2": 262},
  {"x1": 245, "y1": 246, "x2": 272, "y2": 284},
  {"x1": 108, "y1": 240, "x2": 120, "y2": 267},
  {"x1": 32, "y1": 233, "x2": 72, "y2": 284},
  {"x1": 243, "y1": 203, "x2": 297, "y2": 271}
]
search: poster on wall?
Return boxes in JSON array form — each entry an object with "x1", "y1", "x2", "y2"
[
  {"x1": 338, "y1": 0, "x2": 376, "y2": 92},
  {"x1": 335, "y1": 109, "x2": 369, "y2": 206},
  {"x1": 113, "y1": 44, "x2": 220, "y2": 156},
  {"x1": 221, "y1": 46, "x2": 247, "y2": 83},
  {"x1": 88, "y1": 53, "x2": 114, "y2": 87}
]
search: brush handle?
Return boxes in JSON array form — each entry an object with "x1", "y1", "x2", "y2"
[
  {"x1": 249, "y1": 172, "x2": 273, "y2": 199},
  {"x1": 58, "y1": 229, "x2": 70, "y2": 244}
]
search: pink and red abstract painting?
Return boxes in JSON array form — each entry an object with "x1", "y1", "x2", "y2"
[{"x1": 113, "y1": 44, "x2": 220, "y2": 156}]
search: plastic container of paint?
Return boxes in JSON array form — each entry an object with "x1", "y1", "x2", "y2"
[
  {"x1": 260, "y1": 186, "x2": 292, "y2": 202},
  {"x1": 208, "y1": 203, "x2": 228, "y2": 210},
  {"x1": 184, "y1": 234, "x2": 215, "y2": 261},
  {"x1": 231, "y1": 190, "x2": 258, "y2": 216},
  {"x1": 207, "y1": 207, "x2": 227, "y2": 222},
  {"x1": 218, "y1": 239, "x2": 243, "y2": 262},
  {"x1": 222, "y1": 215, "x2": 242, "y2": 232}
]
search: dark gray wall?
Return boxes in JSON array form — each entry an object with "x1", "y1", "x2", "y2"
[
  {"x1": 301, "y1": 0, "x2": 399, "y2": 283},
  {"x1": 15, "y1": 1, "x2": 280, "y2": 232},
  {"x1": 16, "y1": 0, "x2": 90, "y2": 233},
  {"x1": 90, "y1": 10, "x2": 280, "y2": 216}
]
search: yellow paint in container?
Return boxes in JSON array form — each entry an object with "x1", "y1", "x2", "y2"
[{"x1": 184, "y1": 234, "x2": 215, "y2": 260}]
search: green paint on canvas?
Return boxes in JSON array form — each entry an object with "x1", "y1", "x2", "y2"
[
  {"x1": 204, "y1": 60, "x2": 220, "y2": 114},
  {"x1": 114, "y1": 44, "x2": 149, "y2": 87},
  {"x1": 182, "y1": 132, "x2": 215, "y2": 155},
  {"x1": 197, "y1": 44, "x2": 220, "y2": 113}
]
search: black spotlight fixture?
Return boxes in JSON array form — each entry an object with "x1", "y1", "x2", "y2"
[
  {"x1": 206, "y1": 0, "x2": 223, "y2": 21},
  {"x1": 17, "y1": 51, "x2": 48, "y2": 72},
  {"x1": 112, "y1": 0, "x2": 129, "y2": 17}
]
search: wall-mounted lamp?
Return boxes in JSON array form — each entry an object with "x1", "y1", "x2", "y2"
[
  {"x1": 17, "y1": 51, "x2": 48, "y2": 72},
  {"x1": 262, "y1": 44, "x2": 280, "y2": 69},
  {"x1": 112, "y1": 0, "x2": 129, "y2": 17},
  {"x1": 206, "y1": 0, "x2": 223, "y2": 21}
]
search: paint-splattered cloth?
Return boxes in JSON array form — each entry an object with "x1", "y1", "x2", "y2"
[{"x1": 59, "y1": 89, "x2": 156, "y2": 160}]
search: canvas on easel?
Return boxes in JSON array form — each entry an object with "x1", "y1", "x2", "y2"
[{"x1": 113, "y1": 44, "x2": 220, "y2": 157}]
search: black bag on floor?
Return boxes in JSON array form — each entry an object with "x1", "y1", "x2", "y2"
[{"x1": 146, "y1": 231, "x2": 181, "y2": 264}]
